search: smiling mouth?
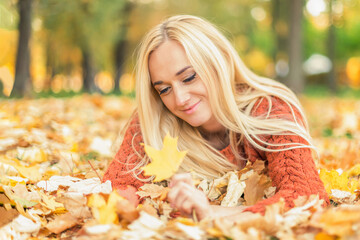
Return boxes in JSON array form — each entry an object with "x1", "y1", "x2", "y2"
[{"x1": 183, "y1": 101, "x2": 201, "y2": 114}]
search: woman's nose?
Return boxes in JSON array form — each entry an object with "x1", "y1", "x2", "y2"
[{"x1": 173, "y1": 85, "x2": 190, "y2": 106}]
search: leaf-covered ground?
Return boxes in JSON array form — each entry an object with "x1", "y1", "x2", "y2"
[{"x1": 1, "y1": 95, "x2": 360, "y2": 240}]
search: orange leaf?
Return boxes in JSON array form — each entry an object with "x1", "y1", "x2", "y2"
[{"x1": 117, "y1": 185, "x2": 139, "y2": 207}]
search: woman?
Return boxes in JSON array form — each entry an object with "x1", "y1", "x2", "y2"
[{"x1": 103, "y1": 15, "x2": 329, "y2": 220}]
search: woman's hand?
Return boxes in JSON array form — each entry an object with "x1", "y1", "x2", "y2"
[{"x1": 167, "y1": 173, "x2": 212, "y2": 220}]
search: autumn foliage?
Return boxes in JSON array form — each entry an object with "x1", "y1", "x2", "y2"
[{"x1": 1, "y1": 95, "x2": 360, "y2": 239}]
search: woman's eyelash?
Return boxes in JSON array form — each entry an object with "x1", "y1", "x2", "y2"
[
  {"x1": 158, "y1": 73, "x2": 196, "y2": 95},
  {"x1": 159, "y1": 87, "x2": 170, "y2": 95},
  {"x1": 183, "y1": 73, "x2": 196, "y2": 83}
]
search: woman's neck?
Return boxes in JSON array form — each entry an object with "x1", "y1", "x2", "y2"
[{"x1": 199, "y1": 128, "x2": 229, "y2": 150}]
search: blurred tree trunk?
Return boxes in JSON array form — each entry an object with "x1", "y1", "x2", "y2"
[
  {"x1": 271, "y1": 0, "x2": 290, "y2": 83},
  {"x1": 0, "y1": 80, "x2": 3, "y2": 97},
  {"x1": 113, "y1": 35, "x2": 128, "y2": 94},
  {"x1": 43, "y1": 36, "x2": 55, "y2": 92},
  {"x1": 327, "y1": 0, "x2": 337, "y2": 92},
  {"x1": 82, "y1": 48, "x2": 99, "y2": 93},
  {"x1": 113, "y1": 2, "x2": 133, "y2": 94},
  {"x1": 11, "y1": 0, "x2": 33, "y2": 97},
  {"x1": 288, "y1": 0, "x2": 304, "y2": 93}
]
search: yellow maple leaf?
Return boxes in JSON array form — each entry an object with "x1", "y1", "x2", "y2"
[
  {"x1": 319, "y1": 169, "x2": 359, "y2": 194},
  {"x1": 142, "y1": 133, "x2": 188, "y2": 182},
  {"x1": 343, "y1": 164, "x2": 360, "y2": 178},
  {"x1": 87, "y1": 191, "x2": 124, "y2": 224}
]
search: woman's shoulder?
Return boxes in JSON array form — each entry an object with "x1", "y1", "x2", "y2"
[
  {"x1": 116, "y1": 110, "x2": 143, "y2": 147},
  {"x1": 250, "y1": 95, "x2": 303, "y2": 122},
  {"x1": 126, "y1": 111, "x2": 141, "y2": 133}
]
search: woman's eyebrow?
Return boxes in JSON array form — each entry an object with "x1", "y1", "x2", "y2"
[
  {"x1": 153, "y1": 81, "x2": 163, "y2": 86},
  {"x1": 175, "y1": 66, "x2": 191, "y2": 76},
  {"x1": 153, "y1": 66, "x2": 192, "y2": 86}
]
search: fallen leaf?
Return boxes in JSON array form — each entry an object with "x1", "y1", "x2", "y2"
[
  {"x1": 221, "y1": 172, "x2": 245, "y2": 207},
  {"x1": 117, "y1": 185, "x2": 139, "y2": 207},
  {"x1": 85, "y1": 224, "x2": 112, "y2": 235},
  {"x1": 121, "y1": 211, "x2": 164, "y2": 239},
  {"x1": 116, "y1": 199, "x2": 139, "y2": 222},
  {"x1": 46, "y1": 212, "x2": 79, "y2": 234},
  {"x1": 2, "y1": 185, "x2": 38, "y2": 208},
  {"x1": 87, "y1": 191, "x2": 124, "y2": 224},
  {"x1": 137, "y1": 184, "x2": 167, "y2": 199},
  {"x1": 175, "y1": 222, "x2": 204, "y2": 240},
  {"x1": 244, "y1": 172, "x2": 272, "y2": 205},
  {"x1": 89, "y1": 137, "x2": 113, "y2": 157},
  {"x1": 38, "y1": 191, "x2": 64, "y2": 212},
  {"x1": 16, "y1": 147, "x2": 47, "y2": 163},
  {"x1": 12, "y1": 164, "x2": 43, "y2": 182},
  {"x1": 316, "y1": 205, "x2": 360, "y2": 236},
  {"x1": 0, "y1": 206, "x2": 19, "y2": 228},
  {"x1": 142, "y1": 133, "x2": 187, "y2": 182},
  {"x1": 59, "y1": 192, "x2": 92, "y2": 219},
  {"x1": 315, "y1": 232, "x2": 337, "y2": 240},
  {"x1": 319, "y1": 169, "x2": 359, "y2": 194}
]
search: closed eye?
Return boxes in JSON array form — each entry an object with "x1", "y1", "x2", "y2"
[
  {"x1": 159, "y1": 86, "x2": 170, "y2": 95},
  {"x1": 183, "y1": 72, "x2": 196, "y2": 83}
]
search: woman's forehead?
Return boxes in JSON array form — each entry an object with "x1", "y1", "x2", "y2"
[{"x1": 148, "y1": 41, "x2": 192, "y2": 82}]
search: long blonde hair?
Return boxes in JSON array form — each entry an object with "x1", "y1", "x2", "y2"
[{"x1": 134, "y1": 15, "x2": 313, "y2": 180}]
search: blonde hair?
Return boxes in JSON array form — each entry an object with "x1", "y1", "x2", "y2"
[{"x1": 133, "y1": 15, "x2": 314, "y2": 180}]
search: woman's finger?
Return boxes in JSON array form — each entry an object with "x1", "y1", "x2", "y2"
[
  {"x1": 180, "y1": 197, "x2": 194, "y2": 215},
  {"x1": 169, "y1": 173, "x2": 193, "y2": 187},
  {"x1": 168, "y1": 182, "x2": 192, "y2": 208}
]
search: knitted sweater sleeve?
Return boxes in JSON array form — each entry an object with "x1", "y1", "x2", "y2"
[
  {"x1": 102, "y1": 114, "x2": 148, "y2": 190},
  {"x1": 242, "y1": 97, "x2": 329, "y2": 214}
]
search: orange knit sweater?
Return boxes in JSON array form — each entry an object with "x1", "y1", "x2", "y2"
[{"x1": 103, "y1": 97, "x2": 329, "y2": 214}]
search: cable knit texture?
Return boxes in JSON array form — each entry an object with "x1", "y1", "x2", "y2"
[{"x1": 103, "y1": 97, "x2": 329, "y2": 214}]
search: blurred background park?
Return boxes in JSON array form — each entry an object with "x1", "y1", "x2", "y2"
[{"x1": 0, "y1": 0, "x2": 360, "y2": 98}]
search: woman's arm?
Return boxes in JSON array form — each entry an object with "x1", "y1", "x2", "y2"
[
  {"x1": 242, "y1": 97, "x2": 329, "y2": 214},
  {"x1": 168, "y1": 173, "x2": 255, "y2": 221},
  {"x1": 102, "y1": 114, "x2": 148, "y2": 190}
]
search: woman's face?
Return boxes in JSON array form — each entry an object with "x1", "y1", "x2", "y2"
[{"x1": 148, "y1": 40, "x2": 223, "y2": 133}]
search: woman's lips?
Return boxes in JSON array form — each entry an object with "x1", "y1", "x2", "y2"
[{"x1": 183, "y1": 101, "x2": 200, "y2": 114}]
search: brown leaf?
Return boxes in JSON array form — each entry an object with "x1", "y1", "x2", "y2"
[
  {"x1": 0, "y1": 205, "x2": 19, "y2": 228},
  {"x1": 251, "y1": 160, "x2": 266, "y2": 174},
  {"x1": 316, "y1": 205, "x2": 360, "y2": 236},
  {"x1": 244, "y1": 172, "x2": 272, "y2": 206},
  {"x1": 46, "y1": 212, "x2": 79, "y2": 234},
  {"x1": 139, "y1": 199, "x2": 159, "y2": 217},
  {"x1": 116, "y1": 199, "x2": 139, "y2": 222},
  {"x1": 117, "y1": 185, "x2": 139, "y2": 207},
  {"x1": 59, "y1": 193, "x2": 92, "y2": 219},
  {"x1": 137, "y1": 184, "x2": 168, "y2": 199}
]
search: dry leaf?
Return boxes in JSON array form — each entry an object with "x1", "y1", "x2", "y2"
[
  {"x1": 121, "y1": 211, "x2": 164, "y2": 240},
  {"x1": 16, "y1": 147, "x2": 47, "y2": 163},
  {"x1": 87, "y1": 191, "x2": 124, "y2": 224},
  {"x1": 116, "y1": 199, "x2": 139, "y2": 222},
  {"x1": 221, "y1": 172, "x2": 245, "y2": 207},
  {"x1": 137, "y1": 184, "x2": 167, "y2": 199},
  {"x1": 38, "y1": 191, "x2": 64, "y2": 212},
  {"x1": 0, "y1": 206, "x2": 19, "y2": 228},
  {"x1": 12, "y1": 164, "x2": 43, "y2": 182},
  {"x1": 244, "y1": 172, "x2": 272, "y2": 205},
  {"x1": 46, "y1": 212, "x2": 79, "y2": 234},
  {"x1": 59, "y1": 192, "x2": 92, "y2": 219},
  {"x1": 316, "y1": 205, "x2": 360, "y2": 236},
  {"x1": 142, "y1": 133, "x2": 187, "y2": 182},
  {"x1": 3, "y1": 96, "x2": 360, "y2": 239},
  {"x1": 117, "y1": 185, "x2": 139, "y2": 207},
  {"x1": 175, "y1": 222, "x2": 204, "y2": 240},
  {"x1": 319, "y1": 169, "x2": 359, "y2": 194}
]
